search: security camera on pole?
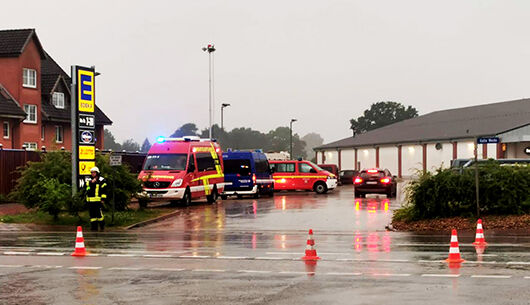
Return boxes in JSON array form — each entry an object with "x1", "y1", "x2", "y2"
[{"x1": 202, "y1": 44, "x2": 216, "y2": 139}]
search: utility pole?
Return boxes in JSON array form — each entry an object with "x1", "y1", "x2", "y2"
[
  {"x1": 202, "y1": 44, "x2": 216, "y2": 139},
  {"x1": 290, "y1": 119, "x2": 297, "y2": 160}
]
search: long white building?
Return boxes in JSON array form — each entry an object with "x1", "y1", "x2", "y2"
[{"x1": 315, "y1": 99, "x2": 530, "y2": 178}]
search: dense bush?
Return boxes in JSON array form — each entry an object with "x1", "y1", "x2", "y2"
[
  {"x1": 11, "y1": 151, "x2": 142, "y2": 218},
  {"x1": 397, "y1": 162, "x2": 530, "y2": 221}
]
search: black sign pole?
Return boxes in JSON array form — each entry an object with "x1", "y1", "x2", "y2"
[
  {"x1": 475, "y1": 138, "x2": 480, "y2": 218},
  {"x1": 71, "y1": 66, "x2": 78, "y2": 195}
]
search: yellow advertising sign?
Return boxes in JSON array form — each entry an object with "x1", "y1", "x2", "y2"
[
  {"x1": 78, "y1": 69, "x2": 95, "y2": 113},
  {"x1": 79, "y1": 161, "x2": 95, "y2": 175},
  {"x1": 79, "y1": 145, "x2": 95, "y2": 160}
]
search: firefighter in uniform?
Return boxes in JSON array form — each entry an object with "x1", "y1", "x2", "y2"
[{"x1": 86, "y1": 167, "x2": 108, "y2": 231}]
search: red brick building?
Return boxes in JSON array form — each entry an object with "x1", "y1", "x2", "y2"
[{"x1": 0, "y1": 29, "x2": 111, "y2": 150}]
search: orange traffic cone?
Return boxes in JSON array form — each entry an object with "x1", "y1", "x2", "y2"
[
  {"x1": 71, "y1": 226, "x2": 87, "y2": 257},
  {"x1": 301, "y1": 229, "x2": 320, "y2": 260},
  {"x1": 472, "y1": 219, "x2": 487, "y2": 246},
  {"x1": 445, "y1": 229, "x2": 464, "y2": 263}
]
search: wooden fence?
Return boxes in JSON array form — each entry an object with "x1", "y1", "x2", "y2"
[{"x1": 0, "y1": 149, "x2": 146, "y2": 196}]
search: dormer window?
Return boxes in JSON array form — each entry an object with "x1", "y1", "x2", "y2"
[
  {"x1": 52, "y1": 92, "x2": 65, "y2": 109},
  {"x1": 22, "y1": 68, "x2": 37, "y2": 88}
]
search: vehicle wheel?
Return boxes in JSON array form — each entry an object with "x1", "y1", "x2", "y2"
[
  {"x1": 181, "y1": 188, "x2": 192, "y2": 206},
  {"x1": 253, "y1": 192, "x2": 260, "y2": 199},
  {"x1": 220, "y1": 195, "x2": 228, "y2": 200},
  {"x1": 207, "y1": 187, "x2": 218, "y2": 204},
  {"x1": 314, "y1": 182, "x2": 328, "y2": 194}
]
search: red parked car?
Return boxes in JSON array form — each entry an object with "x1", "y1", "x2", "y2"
[{"x1": 354, "y1": 168, "x2": 397, "y2": 198}]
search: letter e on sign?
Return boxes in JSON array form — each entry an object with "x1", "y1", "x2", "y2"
[{"x1": 78, "y1": 70, "x2": 95, "y2": 113}]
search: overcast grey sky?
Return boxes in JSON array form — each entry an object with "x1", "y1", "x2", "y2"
[{"x1": 2, "y1": 1, "x2": 530, "y2": 144}]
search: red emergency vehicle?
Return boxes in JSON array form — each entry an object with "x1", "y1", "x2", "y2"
[
  {"x1": 269, "y1": 160, "x2": 337, "y2": 194},
  {"x1": 138, "y1": 136, "x2": 225, "y2": 204}
]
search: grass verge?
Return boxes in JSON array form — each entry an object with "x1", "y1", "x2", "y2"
[{"x1": 0, "y1": 208, "x2": 172, "y2": 228}]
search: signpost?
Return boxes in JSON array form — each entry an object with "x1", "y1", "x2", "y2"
[
  {"x1": 71, "y1": 66, "x2": 96, "y2": 194},
  {"x1": 473, "y1": 136, "x2": 500, "y2": 218}
]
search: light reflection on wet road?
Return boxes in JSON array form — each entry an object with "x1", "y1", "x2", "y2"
[{"x1": 1, "y1": 187, "x2": 530, "y2": 304}]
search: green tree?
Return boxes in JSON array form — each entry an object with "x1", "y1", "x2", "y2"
[
  {"x1": 140, "y1": 138, "x2": 151, "y2": 152},
  {"x1": 170, "y1": 123, "x2": 199, "y2": 137},
  {"x1": 121, "y1": 139, "x2": 141, "y2": 152},
  {"x1": 104, "y1": 129, "x2": 122, "y2": 151},
  {"x1": 350, "y1": 101, "x2": 418, "y2": 134},
  {"x1": 267, "y1": 127, "x2": 307, "y2": 159}
]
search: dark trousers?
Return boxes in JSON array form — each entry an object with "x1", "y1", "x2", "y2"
[{"x1": 88, "y1": 201, "x2": 105, "y2": 231}]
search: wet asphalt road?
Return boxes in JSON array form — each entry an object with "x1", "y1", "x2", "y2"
[{"x1": 1, "y1": 187, "x2": 529, "y2": 305}]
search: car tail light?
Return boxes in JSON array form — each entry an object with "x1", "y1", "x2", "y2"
[
  {"x1": 380, "y1": 177, "x2": 391, "y2": 184},
  {"x1": 367, "y1": 169, "x2": 379, "y2": 174},
  {"x1": 252, "y1": 174, "x2": 257, "y2": 184},
  {"x1": 354, "y1": 177, "x2": 363, "y2": 184}
]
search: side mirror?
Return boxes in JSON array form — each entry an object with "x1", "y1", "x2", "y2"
[{"x1": 187, "y1": 164, "x2": 195, "y2": 173}]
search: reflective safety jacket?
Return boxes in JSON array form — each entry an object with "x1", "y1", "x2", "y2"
[{"x1": 86, "y1": 176, "x2": 108, "y2": 203}]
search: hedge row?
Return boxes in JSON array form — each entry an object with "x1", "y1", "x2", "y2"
[{"x1": 397, "y1": 162, "x2": 530, "y2": 221}]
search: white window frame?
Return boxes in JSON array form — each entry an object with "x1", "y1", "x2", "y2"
[
  {"x1": 23, "y1": 142, "x2": 37, "y2": 151},
  {"x1": 23, "y1": 104, "x2": 37, "y2": 124},
  {"x1": 52, "y1": 92, "x2": 65, "y2": 109},
  {"x1": 22, "y1": 68, "x2": 37, "y2": 88},
  {"x1": 2, "y1": 121, "x2": 9, "y2": 139},
  {"x1": 41, "y1": 125, "x2": 45, "y2": 141},
  {"x1": 55, "y1": 125, "x2": 63, "y2": 143}
]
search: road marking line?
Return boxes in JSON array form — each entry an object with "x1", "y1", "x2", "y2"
[
  {"x1": 266, "y1": 252, "x2": 300, "y2": 255},
  {"x1": 325, "y1": 272, "x2": 362, "y2": 276},
  {"x1": 479, "y1": 254, "x2": 498, "y2": 257},
  {"x1": 30, "y1": 265, "x2": 63, "y2": 269},
  {"x1": 418, "y1": 260, "x2": 445, "y2": 263},
  {"x1": 238, "y1": 270, "x2": 272, "y2": 274},
  {"x1": 85, "y1": 253, "x2": 100, "y2": 257},
  {"x1": 0, "y1": 265, "x2": 23, "y2": 268},
  {"x1": 507, "y1": 262, "x2": 530, "y2": 265},
  {"x1": 107, "y1": 254, "x2": 136, "y2": 257},
  {"x1": 152, "y1": 268, "x2": 185, "y2": 272},
  {"x1": 68, "y1": 266, "x2": 102, "y2": 270},
  {"x1": 193, "y1": 269, "x2": 225, "y2": 272},
  {"x1": 279, "y1": 271, "x2": 314, "y2": 275},
  {"x1": 421, "y1": 274, "x2": 460, "y2": 278},
  {"x1": 524, "y1": 276, "x2": 530, "y2": 279},
  {"x1": 217, "y1": 256, "x2": 249, "y2": 260},
  {"x1": 143, "y1": 254, "x2": 174, "y2": 258},
  {"x1": 372, "y1": 273, "x2": 411, "y2": 277},
  {"x1": 108, "y1": 267, "x2": 142, "y2": 271},
  {"x1": 3, "y1": 251, "x2": 31, "y2": 255},
  {"x1": 463, "y1": 261, "x2": 497, "y2": 264},
  {"x1": 379, "y1": 259, "x2": 410, "y2": 263},
  {"x1": 471, "y1": 275, "x2": 512, "y2": 279},
  {"x1": 255, "y1": 257, "x2": 285, "y2": 260},
  {"x1": 179, "y1": 255, "x2": 210, "y2": 259},
  {"x1": 36, "y1": 252, "x2": 65, "y2": 256}
]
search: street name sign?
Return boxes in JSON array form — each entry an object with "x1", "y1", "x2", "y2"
[{"x1": 477, "y1": 137, "x2": 500, "y2": 144}]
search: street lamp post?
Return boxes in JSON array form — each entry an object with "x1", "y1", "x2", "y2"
[
  {"x1": 221, "y1": 103, "x2": 230, "y2": 132},
  {"x1": 202, "y1": 44, "x2": 216, "y2": 139},
  {"x1": 290, "y1": 119, "x2": 297, "y2": 160}
]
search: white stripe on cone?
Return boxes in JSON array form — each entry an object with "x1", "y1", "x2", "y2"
[
  {"x1": 76, "y1": 232, "x2": 83, "y2": 238},
  {"x1": 449, "y1": 247, "x2": 460, "y2": 254},
  {"x1": 476, "y1": 233, "x2": 484, "y2": 238},
  {"x1": 451, "y1": 235, "x2": 458, "y2": 242},
  {"x1": 477, "y1": 223, "x2": 483, "y2": 229},
  {"x1": 75, "y1": 242, "x2": 85, "y2": 248}
]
